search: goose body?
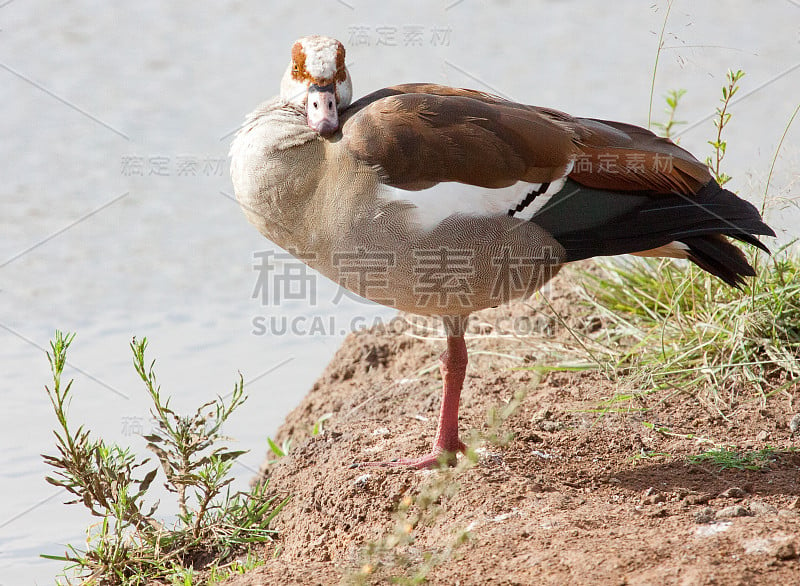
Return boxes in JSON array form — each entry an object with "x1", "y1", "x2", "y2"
[{"x1": 230, "y1": 36, "x2": 774, "y2": 468}]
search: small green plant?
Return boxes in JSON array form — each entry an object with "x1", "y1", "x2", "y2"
[
  {"x1": 266, "y1": 436, "x2": 292, "y2": 464},
  {"x1": 706, "y1": 69, "x2": 745, "y2": 186},
  {"x1": 651, "y1": 88, "x2": 687, "y2": 139},
  {"x1": 135, "y1": 336, "x2": 248, "y2": 539},
  {"x1": 311, "y1": 412, "x2": 332, "y2": 436},
  {"x1": 688, "y1": 447, "x2": 778, "y2": 471},
  {"x1": 42, "y1": 332, "x2": 288, "y2": 584},
  {"x1": 265, "y1": 412, "x2": 332, "y2": 465}
]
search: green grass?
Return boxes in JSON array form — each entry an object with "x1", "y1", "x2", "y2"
[
  {"x1": 580, "y1": 248, "x2": 800, "y2": 416},
  {"x1": 687, "y1": 447, "x2": 779, "y2": 471},
  {"x1": 578, "y1": 66, "x2": 799, "y2": 417}
]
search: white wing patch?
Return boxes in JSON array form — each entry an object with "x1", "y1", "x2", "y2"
[{"x1": 378, "y1": 176, "x2": 569, "y2": 231}]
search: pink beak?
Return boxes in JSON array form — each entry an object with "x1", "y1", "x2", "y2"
[{"x1": 307, "y1": 83, "x2": 339, "y2": 135}]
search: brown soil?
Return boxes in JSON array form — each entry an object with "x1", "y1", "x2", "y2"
[{"x1": 223, "y1": 268, "x2": 800, "y2": 586}]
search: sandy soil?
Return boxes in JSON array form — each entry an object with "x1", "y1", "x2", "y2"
[{"x1": 223, "y1": 268, "x2": 800, "y2": 585}]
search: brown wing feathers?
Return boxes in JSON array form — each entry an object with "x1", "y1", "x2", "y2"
[
  {"x1": 339, "y1": 84, "x2": 773, "y2": 287},
  {"x1": 342, "y1": 83, "x2": 712, "y2": 195},
  {"x1": 567, "y1": 118, "x2": 713, "y2": 193},
  {"x1": 342, "y1": 86, "x2": 577, "y2": 190}
]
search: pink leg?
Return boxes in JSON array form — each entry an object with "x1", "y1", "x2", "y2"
[
  {"x1": 427, "y1": 334, "x2": 469, "y2": 460},
  {"x1": 358, "y1": 334, "x2": 468, "y2": 469}
]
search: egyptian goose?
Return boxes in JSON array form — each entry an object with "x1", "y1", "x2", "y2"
[{"x1": 230, "y1": 35, "x2": 774, "y2": 469}]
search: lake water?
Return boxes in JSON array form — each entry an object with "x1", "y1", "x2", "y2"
[{"x1": 1, "y1": 0, "x2": 797, "y2": 582}]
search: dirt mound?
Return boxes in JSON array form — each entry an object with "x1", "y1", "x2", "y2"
[{"x1": 224, "y1": 270, "x2": 800, "y2": 585}]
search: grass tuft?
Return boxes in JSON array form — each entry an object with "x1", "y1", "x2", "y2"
[
  {"x1": 687, "y1": 447, "x2": 779, "y2": 471},
  {"x1": 580, "y1": 248, "x2": 800, "y2": 416}
]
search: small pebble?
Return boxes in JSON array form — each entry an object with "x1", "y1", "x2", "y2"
[
  {"x1": 789, "y1": 413, "x2": 800, "y2": 433},
  {"x1": 745, "y1": 536, "x2": 799, "y2": 560},
  {"x1": 539, "y1": 420, "x2": 564, "y2": 432},
  {"x1": 684, "y1": 492, "x2": 713, "y2": 506},
  {"x1": 756, "y1": 430, "x2": 769, "y2": 442},
  {"x1": 643, "y1": 493, "x2": 666, "y2": 505},
  {"x1": 774, "y1": 541, "x2": 797, "y2": 560},
  {"x1": 695, "y1": 521, "x2": 732, "y2": 536},
  {"x1": 694, "y1": 507, "x2": 716, "y2": 524},
  {"x1": 749, "y1": 500, "x2": 778, "y2": 515},
  {"x1": 716, "y1": 505, "x2": 750, "y2": 519},
  {"x1": 719, "y1": 487, "x2": 747, "y2": 499},
  {"x1": 353, "y1": 473, "x2": 371, "y2": 488}
]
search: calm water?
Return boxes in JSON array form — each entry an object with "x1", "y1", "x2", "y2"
[{"x1": 1, "y1": 1, "x2": 797, "y2": 582}]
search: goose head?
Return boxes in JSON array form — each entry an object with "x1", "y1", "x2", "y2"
[{"x1": 280, "y1": 35, "x2": 352, "y2": 135}]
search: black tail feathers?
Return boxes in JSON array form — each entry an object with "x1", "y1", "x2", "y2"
[{"x1": 532, "y1": 179, "x2": 775, "y2": 287}]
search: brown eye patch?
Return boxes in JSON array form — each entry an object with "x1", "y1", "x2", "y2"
[
  {"x1": 290, "y1": 42, "x2": 308, "y2": 81},
  {"x1": 334, "y1": 42, "x2": 347, "y2": 83}
]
